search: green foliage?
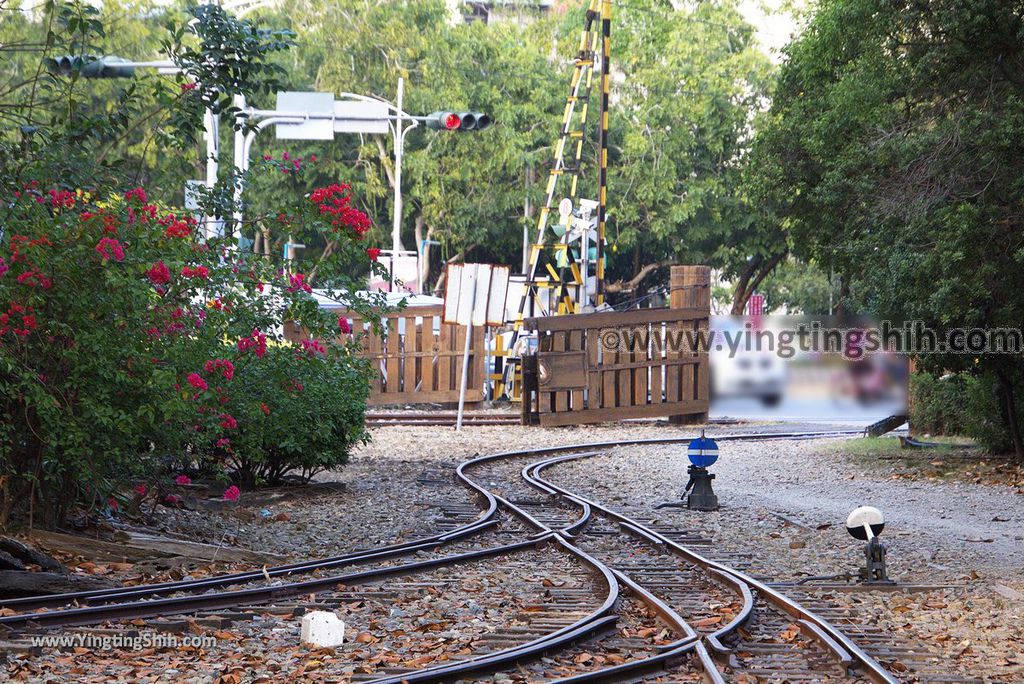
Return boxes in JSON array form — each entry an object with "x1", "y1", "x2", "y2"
[
  {"x1": 218, "y1": 346, "x2": 369, "y2": 487},
  {"x1": 909, "y1": 373, "x2": 970, "y2": 437},
  {"x1": 910, "y1": 371, "x2": 1022, "y2": 455},
  {"x1": 753, "y1": 0, "x2": 1024, "y2": 456},
  {"x1": 0, "y1": 1, "x2": 382, "y2": 528}
]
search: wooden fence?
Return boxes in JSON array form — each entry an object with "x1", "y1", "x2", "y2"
[
  {"x1": 521, "y1": 266, "x2": 711, "y2": 427},
  {"x1": 285, "y1": 305, "x2": 485, "y2": 406}
]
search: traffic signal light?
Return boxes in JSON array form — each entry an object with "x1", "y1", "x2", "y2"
[
  {"x1": 45, "y1": 55, "x2": 136, "y2": 79},
  {"x1": 425, "y1": 111, "x2": 492, "y2": 131}
]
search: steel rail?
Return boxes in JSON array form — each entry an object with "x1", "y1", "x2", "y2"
[
  {"x1": 365, "y1": 534, "x2": 624, "y2": 684},
  {"x1": 527, "y1": 446, "x2": 899, "y2": 684},
  {"x1": 1, "y1": 479, "x2": 501, "y2": 613},
  {"x1": 0, "y1": 530, "x2": 537, "y2": 631}
]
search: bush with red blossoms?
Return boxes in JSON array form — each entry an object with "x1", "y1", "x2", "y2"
[{"x1": 0, "y1": 177, "x2": 379, "y2": 527}]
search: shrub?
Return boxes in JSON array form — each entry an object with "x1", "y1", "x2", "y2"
[
  {"x1": 211, "y1": 346, "x2": 370, "y2": 487},
  {"x1": 911, "y1": 370, "x2": 1023, "y2": 454},
  {"x1": 909, "y1": 372, "x2": 970, "y2": 436}
]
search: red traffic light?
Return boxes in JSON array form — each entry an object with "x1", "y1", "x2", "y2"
[{"x1": 443, "y1": 113, "x2": 461, "y2": 129}]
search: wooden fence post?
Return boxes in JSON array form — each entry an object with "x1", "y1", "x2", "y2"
[{"x1": 669, "y1": 265, "x2": 711, "y2": 425}]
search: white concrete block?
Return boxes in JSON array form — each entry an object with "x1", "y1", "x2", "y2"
[{"x1": 300, "y1": 611, "x2": 346, "y2": 648}]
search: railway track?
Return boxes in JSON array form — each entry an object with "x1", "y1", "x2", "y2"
[{"x1": 2, "y1": 429, "x2": 959, "y2": 682}]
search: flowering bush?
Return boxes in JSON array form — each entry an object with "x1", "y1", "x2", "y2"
[
  {"x1": 0, "y1": 179, "x2": 382, "y2": 527},
  {"x1": 203, "y1": 346, "x2": 370, "y2": 487}
]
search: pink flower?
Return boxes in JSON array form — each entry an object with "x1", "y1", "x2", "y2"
[
  {"x1": 0, "y1": 258, "x2": 8, "y2": 277},
  {"x1": 216, "y1": 438, "x2": 231, "y2": 449},
  {"x1": 223, "y1": 485, "x2": 241, "y2": 501},
  {"x1": 366, "y1": 247, "x2": 381, "y2": 261},
  {"x1": 163, "y1": 494, "x2": 182, "y2": 505},
  {"x1": 95, "y1": 237, "x2": 125, "y2": 262},
  {"x1": 133, "y1": 484, "x2": 147, "y2": 496},
  {"x1": 187, "y1": 372, "x2": 208, "y2": 391},
  {"x1": 287, "y1": 273, "x2": 312, "y2": 294},
  {"x1": 124, "y1": 187, "x2": 147, "y2": 204},
  {"x1": 259, "y1": 402, "x2": 270, "y2": 415},
  {"x1": 219, "y1": 413, "x2": 237, "y2": 430},
  {"x1": 204, "y1": 358, "x2": 235, "y2": 380},
  {"x1": 147, "y1": 261, "x2": 171, "y2": 285},
  {"x1": 237, "y1": 329, "x2": 267, "y2": 358},
  {"x1": 174, "y1": 474, "x2": 192, "y2": 486},
  {"x1": 299, "y1": 338, "x2": 326, "y2": 356},
  {"x1": 107, "y1": 496, "x2": 119, "y2": 511},
  {"x1": 338, "y1": 316, "x2": 351, "y2": 334}
]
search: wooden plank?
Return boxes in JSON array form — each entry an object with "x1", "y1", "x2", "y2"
[
  {"x1": 636, "y1": 323, "x2": 649, "y2": 406},
  {"x1": 527, "y1": 306, "x2": 705, "y2": 332},
  {"x1": 403, "y1": 313, "x2": 416, "y2": 395},
  {"x1": 586, "y1": 328, "x2": 602, "y2": 410},
  {"x1": 364, "y1": 318, "x2": 383, "y2": 396},
  {"x1": 470, "y1": 325, "x2": 486, "y2": 395},
  {"x1": 537, "y1": 399, "x2": 710, "y2": 427},
  {"x1": 537, "y1": 351, "x2": 588, "y2": 390},
  {"x1": 385, "y1": 317, "x2": 401, "y2": 395},
  {"x1": 569, "y1": 329, "x2": 584, "y2": 411},
  {"x1": 665, "y1": 322, "x2": 680, "y2": 405},
  {"x1": 438, "y1": 323, "x2": 453, "y2": 392},
  {"x1": 602, "y1": 328, "x2": 617, "y2": 409},
  {"x1": 421, "y1": 312, "x2": 435, "y2": 393},
  {"x1": 650, "y1": 321, "x2": 663, "y2": 406}
]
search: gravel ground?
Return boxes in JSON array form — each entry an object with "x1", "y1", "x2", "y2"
[{"x1": 6, "y1": 420, "x2": 1022, "y2": 682}]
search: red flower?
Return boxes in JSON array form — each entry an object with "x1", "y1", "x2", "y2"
[
  {"x1": 163, "y1": 494, "x2": 182, "y2": 506},
  {"x1": 187, "y1": 373, "x2": 208, "y2": 391},
  {"x1": 181, "y1": 265, "x2": 210, "y2": 280},
  {"x1": 95, "y1": 237, "x2": 125, "y2": 262},
  {"x1": 180, "y1": 82, "x2": 196, "y2": 92},
  {"x1": 174, "y1": 474, "x2": 192, "y2": 486},
  {"x1": 48, "y1": 189, "x2": 76, "y2": 209},
  {"x1": 147, "y1": 261, "x2": 171, "y2": 286},
  {"x1": 299, "y1": 338, "x2": 326, "y2": 356},
  {"x1": 366, "y1": 247, "x2": 381, "y2": 261},
  {"x1": 203, "y1": 358, "x2": 235, "y2": 381},
  {"x1": 107, "y1": 496, "x2": 119, "y2": 511},
  {"x1": 287, "y1": 273, "x2": 312, "y2": 293},
  {"x1": 0, "y1": 258, "x2": 8, "y2": 277},
  {"x1": 133, "y1": 484, "x2": 147, "y2": 496},
  {"x1": 338, "y1": 316, "x2": 351, "y2": 334},
  {"x1": 237, "y1": 329, "x2": 267, "y2": 358},
  {"x1": 223, "y1": 485, "x2": 241, "y2": 501},
  {"x1": 216, "y1": 438, "x2": 232, "y2": 449},
  {"x1": 309, "y1": 184, "x2": 372, "y2": 237},
  {"x1": 259, "y1": 402, "x2": 270, "y2": 415},
  {"x1": 124, "y1": 187, "x2": 147, "y2": 204},
  {"x1": 219, "y1": 413, "x2": 238, "y2": 430}
]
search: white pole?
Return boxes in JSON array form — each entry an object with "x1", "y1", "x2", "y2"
[
  {"x1": 202, "y1": 107, "x2": 220, "y2": 240},
  {"x1": 231, "y1": 93, "x2": 247, "y2": 244},
  {"x1": 456, "y1": 265, "x2": 478, "y2": 432},
  {"x1": 392, "y1": 77, "x2": 404, "y2": 254}
]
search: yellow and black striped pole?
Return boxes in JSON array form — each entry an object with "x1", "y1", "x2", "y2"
[
  {"x1": 595, "y1": 0, "x2": 611, "y2": 307},
  {"x1": 509, "y1": 0, "x2": 600, "y2": 337}
]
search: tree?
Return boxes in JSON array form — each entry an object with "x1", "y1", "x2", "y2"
[{"x1": 753, "y1": 0, "x2": 1024, "y2": 457}]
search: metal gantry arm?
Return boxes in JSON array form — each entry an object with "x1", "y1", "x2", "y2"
[{"x1": 228, "y1": 82, "x2": 421, "y2": 250}]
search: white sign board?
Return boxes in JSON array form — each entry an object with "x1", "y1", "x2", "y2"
[
  {"x1": 334, "y1": 101, "x2": 389, "y2": 134},
  {"x1": 443, "y1": 264, "x2": 510, "y2": 327},
  {"x1": 275, "y1": 91, "x2": 334, "y2": 140}
]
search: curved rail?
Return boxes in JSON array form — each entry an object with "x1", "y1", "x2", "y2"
[
  {"x1": 1, "y1": 473, "x2": 501, "y2": 613},
  {"x1": 527, "y1": 446, "x2": 899, "y2": 684}
]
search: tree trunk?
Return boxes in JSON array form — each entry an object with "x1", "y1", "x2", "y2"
[
  {"x1": 730, "y1": 252, "x2": 786, "y2": 315},
  {"x1": 432, "y1": 244, "x2": 478, "y2": 296},
  {"x1": 996, "y1": 369, "x2": 1024, "y2": 460}
]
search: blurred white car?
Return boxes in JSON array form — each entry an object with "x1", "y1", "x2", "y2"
[{"x1": 710, "y1": 321, "x2": 786, "y2": 406}]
